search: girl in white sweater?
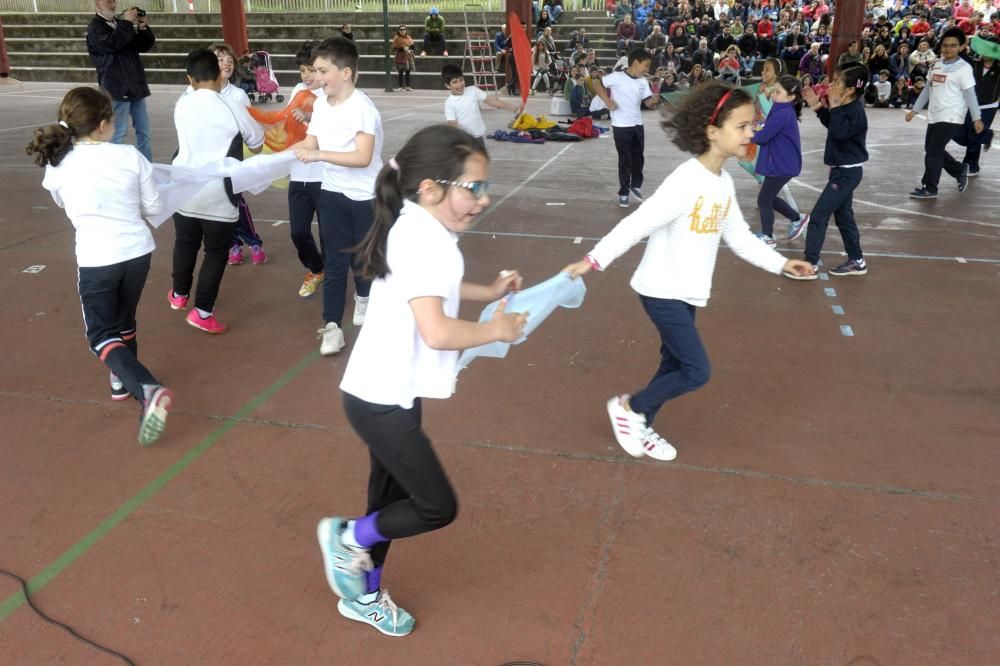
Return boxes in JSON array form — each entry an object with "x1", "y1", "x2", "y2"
[
  {"x1": 565, "y1": 81, "x2": 814, "y2": 460},
  {"x1": 27, "y1": 87, "x2": 174, "y2": 447}
]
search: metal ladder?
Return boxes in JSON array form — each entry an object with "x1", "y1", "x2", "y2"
[{"x1": 461, "y1": 3, "x2": 499, "y2": 95}]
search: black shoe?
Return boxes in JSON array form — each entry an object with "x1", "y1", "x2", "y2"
[
  {"x1": 828, "y1": 258, "x2": 868, "y2": 277},
  {"x1": 909, "y1": 187, "x2": 937, "y2": 199},
  {"x1": 957, "y1": 163, "x2": 970, "y2": 192},
  {"x1": 967, "y1": 164, "x2": 979, "y2": 177}
]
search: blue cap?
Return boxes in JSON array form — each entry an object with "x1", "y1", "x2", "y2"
[{"x1": 430, "y1": 6, "x2": 439, "y2": 13}]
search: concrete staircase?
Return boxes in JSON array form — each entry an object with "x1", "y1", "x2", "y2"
[{"x1": 2, "y1": 11, "x2": 619, "y2": 91}]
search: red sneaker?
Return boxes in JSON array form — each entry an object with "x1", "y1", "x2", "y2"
[
  {"x1": 167, "y1": 289, "x2": 189, "y2": 310},
  {"x1": 186, "y1": 309, "x2": 228, "y2": 334}
]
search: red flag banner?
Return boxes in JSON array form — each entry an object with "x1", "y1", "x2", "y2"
[{"x1": 507, "y1": 11, "x2": 532, "y2": 108}]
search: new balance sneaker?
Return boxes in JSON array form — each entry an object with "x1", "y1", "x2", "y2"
[
  {"x1": 787, "y1": 214, "x2": 810, "y2": 241},
  {"x1": 249, "y1": 244, "x2": 267, "y2": 265},
  {"x1": 110, "y1": 373, "x2": 130, "y2": 401},
  {"x1": 618, "y1": 195, "x2": 629, "y2": 208},
  {"x1": 227, "y1": 244, "x2": 244, "y2": 265},
  {"x1": 606, "y1": 395, "x2": 649, "y2": 458},
  {"x1": 828, "y1": 258, "x2": 867, "y2": 277},
  {"x1": 629, "y1": 186, "x2": 644, "y2": 202},
  {"x1": 909, "y1": 187, "x2": 937, "y2": 199},
  {"x1": 637, "y1": 426, "x2": 677, "y2": 461},
  {"x1": 957, "y1": 163, "x2": 969, "y2": 192},
  {"x1": 755, "y1": 232, "x2": 777, "y2": 247},
  {"x1": 353, "y1": 295, "x2": 369, "y2": 326},
  {"x1": 138, "y1": 386, "x2": 173, "y2": 446},
  {"x1": 318, "y1": 322, "x2": 345, "y2": 356},
  {"x1": 167, "y1": 289, "x2": 189, "y2": 311},
  {"x1": 186, "y1": 309, "x2": 228, "y2": 334},
  {"x1": 338, "y1": 589, "x2": 414, "y2": 637},
  {"x1": 783, "y1": 264, "x2": 819, "y2": 280},
  {"x1": 317, "y1": 517, "x2": 373, "y2": 601},
  {"x1": 298, "y1": 271, "x2": 323, "y2": 298}
]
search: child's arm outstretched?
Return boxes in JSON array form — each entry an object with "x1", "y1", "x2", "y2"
[
  {"x1": 411, "y1": 296, "x2": 527, "y2": 350},
  {"x1": 292, "y1": 131, "x2": 376, "y2": 168},
  {"x1": 723, "y1": 203, "x2": 815, "y2": 276},
  {"x1": 460, "y1": 270, "x2": 523, "y2": 301},
  {"x1": 483, "y1": 96, "x2": 524, "y2": 116}
]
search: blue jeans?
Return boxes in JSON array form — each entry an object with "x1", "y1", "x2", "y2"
[
  {"x1": 544, "y1": 3, "x2": 563, "y2": 21},
  {"x1": 317, "y1": 190, "x2": 373, "y2": 325},
  {"x1": 112, "y1": 97, "x2": 152, "y2": 161},
  {"x1": 628, "y1": 296, "x2": 711, "y2": 425}
]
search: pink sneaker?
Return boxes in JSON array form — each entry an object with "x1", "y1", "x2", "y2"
[
  {"x1": 186, "y1": 309, "x2": 228, "y2": 334},
  {"x1": 228, "y1": 244, "x2": 244, "y2": 265},
  {"x1": 167, "y1": 289, "x2": 189, "y2": 310},
  {"x1": 249, "y1": 244, "x2": 267, "y2": 265}
]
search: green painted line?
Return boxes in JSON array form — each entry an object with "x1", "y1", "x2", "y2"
[{"x1": 0, "y1": 349, "x2": 322, "y2": 623}]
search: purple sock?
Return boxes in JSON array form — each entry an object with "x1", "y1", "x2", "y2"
[
  {"x1": 366, "y1": 566, "x2": 382, "y2": 594},
  {"x1": 353, "y1": 512, "x2": 387, "y2": 549}
]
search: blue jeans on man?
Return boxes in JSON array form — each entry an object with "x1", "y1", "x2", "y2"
[{"x1": 112, "y1": 97, "x2": 152, "y2": 161}]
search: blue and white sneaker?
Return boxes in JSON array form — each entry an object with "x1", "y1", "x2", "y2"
[
  {"x1": 755, "y1": 232, "x2": 776, "y2": 247},
  {"x1": 338, "y1": 589, "x2": 415, "y2": 637},
  {"x1": 787, "y1": 214, "x2": 810, "y2": 241},
  {"x1": 317, "y1": 517, "x2": 373, "y2": 601}
]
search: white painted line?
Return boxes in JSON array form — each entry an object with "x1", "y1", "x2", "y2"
[
  {"x1": 0, "y1": 123, "x2": 47, "y2": 134},
  {"x1": 22, "y1": 265, "x2": 46, "y2": 274},
  {"x1": 573, "y1": 236, "x2": 582, "y2": 244},
  {"x1": 840, "y1": 325, "x2": 854, "y2": 337},
  {"x1": 818, "y1": 272, "x2": 830, "y2": 281},
  {"x1": 546, "y1": 202, "x2": 566, "y2": 206},
  {"x1": 956, "y1": 257, "x2": 967, "y2": 263},
  {"x1": 824, "y1": 287, "x2": 836, "y2": 297},
  {"x1": 831, "y1": 305, "x2": 845, "y2": 315},
  {"x1": 479, "y1": 143, "x2": 577, "y2": 227},
  {"x1": 271, "y1": 220, "x2": 288, "y2": 227}
]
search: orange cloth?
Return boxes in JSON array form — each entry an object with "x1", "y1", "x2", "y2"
[{"x1": 247, "y1": 88, "x2": 315, "y2": 152}]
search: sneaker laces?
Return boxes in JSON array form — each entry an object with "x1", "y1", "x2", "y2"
[
  {"x1": 374, "y1": 589, "x2": 400, "y2": 628},
  {"x1": 339, "y1": 546, "x2": 374, "y2": 576},
  {"x1": 640, "y1": 427, "x2": 670, "y2": 453}
]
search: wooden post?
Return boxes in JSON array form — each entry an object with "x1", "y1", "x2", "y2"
[
  {"x1": 219, "y1": 0, "x2": 249, "y2": 56},
  {"x1": 827, "y1": 0, "x2": 865, "y2": 76}
]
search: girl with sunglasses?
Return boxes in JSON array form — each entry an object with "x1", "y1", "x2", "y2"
[{"x1": 315, "y1": 125, "x2": 527, "y2": 636}]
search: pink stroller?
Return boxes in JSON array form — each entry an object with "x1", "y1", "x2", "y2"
[{"x1": 248, "y1": 51, "x2": 284, "y2": 104}]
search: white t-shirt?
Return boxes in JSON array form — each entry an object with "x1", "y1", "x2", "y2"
[
  {"x1": 601, "y1": 70, "x2": 652, "y2": 127},
  {"x1": 307, "y1": 89, "x2": 384, "y2": 201},
  {"x1": 340, "y1": 200, "x2": 464, "y2": 409},
  {"x1": 173, "y1": 88, "x2": 264, "y2": 221},
  {"x1": 588, "y1": 157, "x2": 787, "y2": 307},
  {"x1": 444, "y1": 86, "x2": 489, "y2": 138},
  {"x1": 183, "y1": 82, "x2": 251, "y2": 107},
  {"x1": 288, "y1": 82, "x2": 326, "y2": 183},
  {"x1": 42, "y1": 143, "x2": 161, "y2": 268},
  {"x1": 927, "y1": 58, "x2": 976, "y2": 124}
]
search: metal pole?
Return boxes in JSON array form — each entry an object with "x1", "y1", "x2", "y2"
[{"x1": 382, "y1": 0, "x2": 394, "y2": 91}]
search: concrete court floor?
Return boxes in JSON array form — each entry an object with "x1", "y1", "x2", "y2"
[{"x1": 0, "y1": 80, "x2": 999, "y2": 665}]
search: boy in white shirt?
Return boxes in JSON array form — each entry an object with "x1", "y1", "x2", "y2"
[
  {"x1": 874, "y1": 69, "x2": 892, "y2": 107},
  {"x1": 292, "y1": 37, "x2": 384, "y2": 355},
  {"x1": 169, "y1": 48, "x2": 264, "y2": 334},
  {"x1": 441, "y1": 64, "x2": 521, "y2": 151},
  {"x1": 592, "y1": 48, "x2": 661, "y2": 208}
]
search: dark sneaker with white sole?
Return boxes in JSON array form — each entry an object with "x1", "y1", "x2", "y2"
[
  {"x1": 909, "y1": 187, "x2": 937, "y2": 199},
  {"x1": 110, "y1": 373, "x2": 130, "y2": 401},
  {"x1": 957, "y1": 163, "x2": 969, "y2": 192},
  {"x1": 828, "y1": 258, "x2": 868, "y2": 277},
  {"x1": 629, "y1": 186, "x2": 644, "y2": 202}
]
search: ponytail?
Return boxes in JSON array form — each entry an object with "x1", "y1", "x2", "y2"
[
  {"x1": 25, "y1": 86, "x2": 113, "y2": 168},
  {"x1": 355, "y1": 124, "x2": 487, "y2": 280}
]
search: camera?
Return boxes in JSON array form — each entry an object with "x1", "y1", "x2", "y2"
[{"x1": 137, "y1": 8, "x2": 146, "y2": 16}]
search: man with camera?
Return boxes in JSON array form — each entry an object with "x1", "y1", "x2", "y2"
[{"x1": 86, "y1": 0, "x2": 155, "y2": 160}]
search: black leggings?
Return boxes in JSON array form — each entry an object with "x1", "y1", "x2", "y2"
[
  {"x1": 756, "y1": 175, "x2": 799, "y2": 236},
  {"x1": 172, "y1": 213, "x2": 237, "y2": 312},
  {"x1": 397, "y1": 66, "x2": 411, "y2": 88},
  {"x1": 342, "y1": 392, "x2": 458, "y2": 569}
]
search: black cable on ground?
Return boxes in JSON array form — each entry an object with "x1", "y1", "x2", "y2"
[{"x1": 0, "y1": 569, "x2": 135, "y2": 665}]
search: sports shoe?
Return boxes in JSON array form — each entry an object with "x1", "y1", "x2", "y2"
[
  {"x1": 298, "y1": 271, "x2": 323, "y2": 298},
  {"x1": 138, "y1": 386, "x2": 173, "y2": 446},
  {"x1": 629, "y1": 186, "x2": 644, "y2": 202},
  {"x1": 227, "y1": 244, "x2": 244, "y2": 265},
  {"x1": 186, "y1": 309, "x2": 228, "y2": 334},
  {"x1": 755, "y1": 232, "x2": 776, "y2": 247},
  {"x1": 249, "y1": 244, "x2": 267, "y2": 265},
  {"x1": 783, "y1": 264, "x2": 818, "y2": 280},
  {"x1": 967, "y1": 165, "x2": 979, "y2": 177},
  {"x1": 110, "y1": 373, "x2": 130, "y2": 401},
  {"x1": 317, "y1": 517, "x2": 373, "y2": 601},
  {"x1": 338, "y1": 589, "x2": 415, "y2": 637},
  {"x1": 167, "y1": 289, "x2": 189, "y2": 310},
  {"x1": 787, "y1": 214, "x2": 810, "y2": 241},
  {"x1": 618, "y1": 195, "x2": 629, "y2": 208},
  {"x1": 637, "y1": 426, "x2": 677, "y2": 461},
  {"x1": 318, "y1": 322, "x2": 345, "y2": 355},
  {"x1": 828, "y1": 258, "x2": 867, "y2": 277},
  {"x1": 353, "y1": 295, "x2": 369, "y2": 326},
  {"x1": 606, "y1": 395, "x2": 649, "y2": 458},
  {"x1": 909, "y1": 187, "x2": 937, "y2": 199},
  {"x1": 957, "y1": 163, "x2": 969, "y2": 192}
]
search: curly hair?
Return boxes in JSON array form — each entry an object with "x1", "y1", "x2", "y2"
[
  {"x1": 661, "y1": 81, "x2": 753, "y2": 155},
  {"x1": 25, "y1": 86, "x2": 112, "y2": 168}
]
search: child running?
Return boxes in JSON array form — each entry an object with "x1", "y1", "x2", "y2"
[
  {"x1": 441, "y1": 63, "x2": 522, "y2": 152},
  {"x1": 28, "y1": 87, "x2": 173, "y2": 446},
  {"x1": 564, "y1": 82, "x2": 815, "y2": 460},
  {"x1": 787, "y1": 64, "x2": 871, "y2": 278},
  {"x1": 317, "y1": 125, "x2": 527, "y2": 636},
  {"x1": 751, "y1": 74, "x2": 809, "y2": 246}
]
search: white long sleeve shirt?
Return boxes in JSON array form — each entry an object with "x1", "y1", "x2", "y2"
[{"x1": 588, "y1": 157, "x2": 787, "y2": 307}]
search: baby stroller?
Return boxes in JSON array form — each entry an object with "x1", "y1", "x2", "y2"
[
  {"x1": 548, "y1": 51, "x2": 571, "y2": 94},
  {"x1": 247, "y1": 51, "x2": 284, "y2": 104}
]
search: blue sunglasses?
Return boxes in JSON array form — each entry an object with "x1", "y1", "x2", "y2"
[{"x1": 435, "y1": 179, "x2": 490, "y2": 200}]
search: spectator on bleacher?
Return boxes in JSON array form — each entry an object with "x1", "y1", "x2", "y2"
[
  {"x1": 837, "y1": 40, "x2": 864, "y2": 68},
  {"x1": 756, "y1": 15, "x2": 775, "y2": 56},
  {"x1": 764, "y1": 0, "x2": 779, "y2": 20},
  {"x1": 911, "y1": 13, "x2": 933, "y2": 37},
  {"x1": 888, "y1": 0, "x2": 906, "y2": 22},
  {"x1": 340, "y1": 24, "x2": 355, "y2": 41},
  {"x1": 695, "y1": 15, "x2": 715, "y2": 40},
  {"x1": 713, "y1": 24, "x2": 737, "y2": 54},
  {"x1": 718, "y1": 45, "x2": 741, "y2": 81},
  {"x1": 614, "y1": 0, "x2": 634, "y2": 25},
  {"x1": 893, "y1": 26, "x2": 914, "y2": 54},
  {"x1": 670, "y1": 23, "x2": 692, "y2": 54},
  {"x1": 747, "y1": 0, "x2": 765, "y2": 21},
  {"x1": 392, "y1": 25, "x2": 415, "y2": 91},
  {"x1": 661, "y1": 42, "x2": 682, "y2": 72},
  {"x1": 909, "y1": 38, "x2": 937, "y2": 76},
  {"x1": 890, "y1": 76, "x2": 910, "y2": 107},
  {"x1": 536, "y1": 10, "x2": 553, "y2": 39},
  {"x1": 635, "y1": 0, "x2": 652, "y2": 24},
  {"x1": 872, "y1": 24, "x2": 893, "y2": 53},
  {"x1": 541, "y1": 25, "x2": 557, "y2": 53},
  {"x1": 891, "y1": 42, "x2": 913, "y2": 80},
  {"x1": 86, "y1": 0, "x2": 155, "y2": 162},
  {"x1": 584, "y1": 48, "x2": 601, "y2": 69},
  {"x1": 645, "y1": 24, "x2": 668, "y2": 65},
  {"x1": 799, "y1": 42, "x2": 824, "y2": 80},
  {"x1": 568, "y1": 28, "x2": 590, "y2": 51},
  {"x1": 931, "y1": 0, "x2": 953, "y2": 30},
  {"x1": 690, "y1": 38, "x2": 715, "y2": 73},
  {"x1": 494, "y1": 23, "x2": 507, "y2": 55},
  {"x1": 530, "y1": 37, "x2": 553, "y2": 93},
  {"x1": 571, "y1": 43, "x2": 589, "y2": 66},
  {"x1": 954, "y1": 0, "x2": 974, "y2": 21},
  {"x1": 544, "y1": 0, "x2": 564, "y2": 24},
  {"x1": 811, "y1": 22, "x2": 832, "y2": 54},
  {"x1": 738, "y1": 24, "x2": 758, "y2": 58},
  {"x1": 617, "y1": 15, "x2": 639, "y2": 55},
  {"x1": 421, "y1": 8, "x2": 448, "y2": 56},
  {"x1": 958, "y1": 11, "x2": 983, "y2": 35},
  {"x1": 688, "y1": 61, "x2": 711, "y2": 86},
  {"x1": 869, "y1": 44, "x2": 891, "y2": 80},
  {"x1": 780, "y1": 22, "x2": 807, "y2": 59},
  {"x1": 638, "y1": 13, "x2": 659, "y2": 40}
]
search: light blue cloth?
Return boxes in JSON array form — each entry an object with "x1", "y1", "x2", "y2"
[{"x1": 458, "y1": 271, "x2": 586, "y2": 369}]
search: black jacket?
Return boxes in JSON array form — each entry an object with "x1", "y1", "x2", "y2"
[
  {"x1": 816, "y1": 97, "x2": 869, "y2": 167},
  {"x1": 86, "y1": 14, "x2": 155, "y2": 101}
]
